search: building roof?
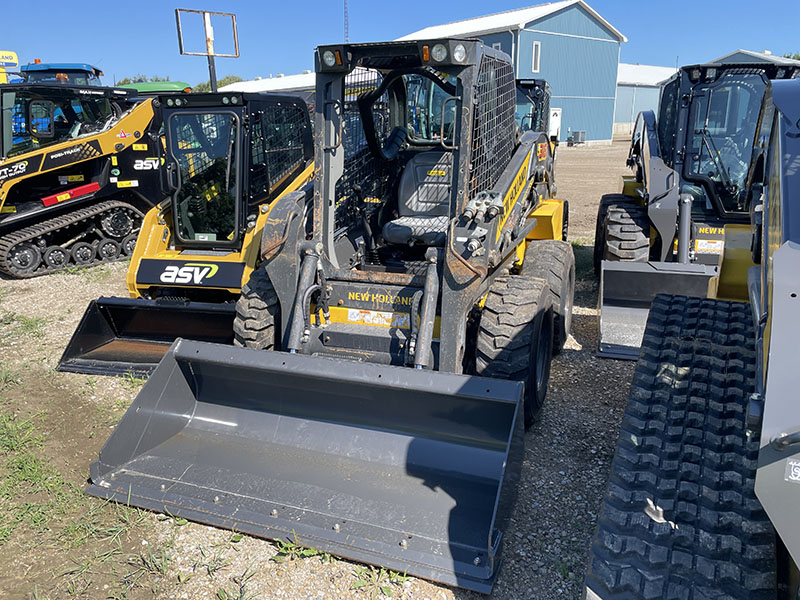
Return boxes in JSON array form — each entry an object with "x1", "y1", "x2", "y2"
[
  {"x1": 220, "y1": 71, "x2": 315, "y2": 93},
  {"x1": 711, "y1": 49, "x2": 800, "y2": 66},
  {"x1": 617, "y1": 63, "x2": 676, "y2": 86},
  {"x1": 396, "y1": 0, "x2": 626, "y2": 43}
]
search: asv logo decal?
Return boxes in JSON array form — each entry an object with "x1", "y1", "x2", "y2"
[
  {"x1": 133, "y1": 158, "x2": 161, "y2": 171},
  {"x1": 159, "y1": 263, "x2": 219, "y2": 285}
]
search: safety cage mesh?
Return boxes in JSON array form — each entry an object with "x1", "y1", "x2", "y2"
[
  {"x1": 334, "y1": 67, "x2": 390, "y2": 230},
  {"x1": 249, "y1": 103, "x2": 308, "y2": 197},
  {"x1": 469, "y1": 55, "x2": 516, "y2": 200}
]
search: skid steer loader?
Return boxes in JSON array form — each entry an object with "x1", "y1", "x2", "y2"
[
  {"x1": 84, "y1": 40, "x2": 573, "y2": 592},
  {"x1": 585, "y1": 77, "x2": 800, "y2": 600},
  {"x1": 0, "y1": 83, "x2": 163, "y2": 276},
  {"x1": 595, "y1": 62, "x2": 799, "y2": 359},
  {"x1": 57, "y1": 91, "x2": 314, "y2": 376}
]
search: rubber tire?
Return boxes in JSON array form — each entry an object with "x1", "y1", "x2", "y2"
[
  {"x1": 603, "y1": 203, "x2": 649, "y2": 263},
  {"x1": 475, "y1": 275, "x2": 553, "y2": 429},
  {"x1": 8, "y1": 242, "x2": 41, "y2": 275},
  {"x1": 522, "y1": 240, "x2": 575, "y2": 355},
  {"x1": 71, "y1": 242, "x2": 96, "y2": 265},
  {"x1": 584, "y1": 295, "x2": 776, "y2": 600},
  {"x1": 233, "y1": 266, "x2": 280, "y2": 350},
  {"x1": 593, "y1": 194, "x2": 635, "y2": 276},
  {"x1": 97, "y1": 239, "x2": 121, "y2": 261},
  {"x1": 43, "y1": 246, "x2": 70, "y2": 269},
  {"x1": 121, "y1": 233, "x2": 138, "y2": 256}
]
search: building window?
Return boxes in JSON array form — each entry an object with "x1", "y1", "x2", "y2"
[
  {"x1": 492, "y1": 42, "x2": 502, "y2": 51},
  {"x1": 532, "y1": 41, "x2": 541, "y2": 73}
]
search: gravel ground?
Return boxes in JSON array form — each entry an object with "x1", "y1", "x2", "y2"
[{"x1": 0, "y1": 141, "x2": 636, "y2": 600}]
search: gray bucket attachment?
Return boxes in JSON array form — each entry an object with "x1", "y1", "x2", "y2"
[
  {"x1": 86, "y1": 340, "x2": 524, "y2": 593},
  {"x1": 58, "y1": 297, "x2": 236, "y2": 377},
  {"x1": 598, "y1": 260, "x2": 717, "y2": 359}
]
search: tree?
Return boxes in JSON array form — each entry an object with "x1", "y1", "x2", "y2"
[
  {"x1": 116, "y1": 74, "x2": 171, "y2": 85},
  {"x1": 783, "y1": 52, "x2": 800, "y2": 61},
  {"x1": 193, "y1": 74, "x2": 243, "y2": 93}
]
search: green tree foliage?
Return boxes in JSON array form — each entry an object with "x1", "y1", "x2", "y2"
[
  {"x1": 116, "y1": 74, "x2": 171, "y2": 85},
  {"x1": 193, "y1": 74, "x2": 243, "y2": 93},
  {"x1": 783, "y1": 52, "x2": 800, "y2": 61}
]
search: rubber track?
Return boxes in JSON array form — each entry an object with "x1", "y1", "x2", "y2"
[
  {"x1": 0, "y1": 200, "x2": 144, "y2": 278},
  {"x1": 585, "y1": 295, "x2": 776, "y2": 600}
]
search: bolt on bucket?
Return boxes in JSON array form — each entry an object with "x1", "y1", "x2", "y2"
[
  {"x1": 58, "y1": 297, "x2": 236, "y2": 377},
  {"x1": 86, "y1": 339, "x2": 524, "y2": 593}
]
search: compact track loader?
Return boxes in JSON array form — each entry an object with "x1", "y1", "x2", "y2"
[
  {"x1": 58, "y1": 92, "x2": 314, "y2": 376},
  {"x1": 0, "y1": 84, "x2": 163, "y2": 277},
  {"x1": 585, "y1": 77, "x2": 800, "y2": 600},
  {"x1": 85, "y1": 40, "x2": 573, "y2": 592},
  {"x1": 595, "y1": 62, "x2": 799, "y2": 358}
]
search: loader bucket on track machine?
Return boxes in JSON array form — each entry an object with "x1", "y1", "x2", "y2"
[
  {"x1": 86, "y1": 339, "x2": 524, "y2": 593},
  {"x1": 57, "y1": 297, "x2": 236, "y2": 377},
  {"x1": 598, "y1": 260, "x2": 716, "y2": 359}
]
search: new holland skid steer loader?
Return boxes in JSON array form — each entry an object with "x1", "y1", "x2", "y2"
[
  {"x1": 58, "y1": 91, "x2": 314, "y2": 376},
  {"x1": 595, "y1": 62, "x2": 799, "y2": 358},
  {"x1": 585, "y1": 77, "x2": 800, "y2": 600},
  {"x1": 84, "y1": 40, "x2": 573, "y2": 592},
  {"x1": 0, "y1": 83, "x2": 164, "y2": 276}
]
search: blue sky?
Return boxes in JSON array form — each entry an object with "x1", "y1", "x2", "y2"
[{"x1": 2, "y1": 0, "x2": 799, "y2": 86}]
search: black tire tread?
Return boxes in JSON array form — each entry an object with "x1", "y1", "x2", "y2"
[
  {"x1": 593, "y1": 194, "x2": 636, "y2": 276},
  {"x1": 233, "y1": 266, "x2": 280, "y2": 350},
  {"x1": 603, "y1": 203, "x2": 650, "y2": 263},
  {"x1": 584, "y1": 295, "x2": 775, "y2": 600},
  {"x1": 523, "y1": 239, "x2": 575, "y2": 354}
]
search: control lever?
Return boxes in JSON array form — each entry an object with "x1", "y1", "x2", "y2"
[{"x1": 352, "y1": 184, "x2": 377, "y2": 253}]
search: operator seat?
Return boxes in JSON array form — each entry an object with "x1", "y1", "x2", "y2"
[{"x1": 382, "y1": 151, "x2": 452, "y2": 246}]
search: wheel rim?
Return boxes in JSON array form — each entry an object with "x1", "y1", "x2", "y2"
[
  {"x1": 122, "y1": 233, "x2": 138, "y2": 256},
  {"x1": 9, "y1": 243, "x2": 41, "y2": 273},
  {"x1": 101, "y1": 209, "x2": 134, "y2": 238},
  {"x1": 98, "y1": 239, "x2": 120, "y2": 260},
  {"x1": 43, "y1": 247, "x2": 68, "y2": 268},
  {"x1": 72, "y1": 243, "x2": 95, "y2": 264}
]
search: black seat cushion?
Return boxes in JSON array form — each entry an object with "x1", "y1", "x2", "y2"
[{"x1": 382, "y1": 215, "x2": 448, "y2": 246}]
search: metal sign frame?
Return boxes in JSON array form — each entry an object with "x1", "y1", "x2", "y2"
[{"x1": 175, "y1": 9, "x2": 239, "y2": 93}]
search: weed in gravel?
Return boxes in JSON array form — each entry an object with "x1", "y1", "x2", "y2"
[
  {"x1": 271, "y1": 531, "x2": 327, "y2": 562},
  {"x1": 1, "y1": 312, "x2": 47, "y2": 338},
  {"x1": 0, "y1": 365, "x2": 21, "y2": 390},
  {"x1": 195, "y1": 544, "x2": 232, "y2": 577},
  {"x1": 215, "y1": 566, "x2": 258, "y2": 600},
  {"x1": 350, "y1": 566, "x2": 411, "y2": 598},
  {"x1": 62, "y1": 500, "x2": 147, "y2": 548},
  {"x1": 121, "y1": 372, "x2": 146, "y2": 393}
]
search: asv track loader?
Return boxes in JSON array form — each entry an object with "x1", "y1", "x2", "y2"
[
  {"x1": 58, "y1": 92, "x2": 314, "y2": 376},
  {"x1": 83, "y1": 40, "x2": 573, "y2": 592},
  {"x1": 0, "y1": 84, "x2": 163, "y2": 276},
  {"x1": 585, "y1": 77, "x2": 800, "y2": 600},
  {"x1": 595, "y1": 62, "x2": 799, "y2": 358}
]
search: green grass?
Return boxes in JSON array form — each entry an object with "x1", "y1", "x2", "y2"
[
  {"x1": 121, "y1": 372, "x2": 147, "y2": 394},
  {"x1": 271, "y1": 531, "x2": 333, "y2": 563},
  {"x1": 0, "y1": 365, "x2": 21, "y2": 390},
  {"x1": 215, "y1": 567, "x2": 258, "y2": 600},
  {"x1": 0, "y1": 412, "x2": 42, "y2": 453},
  {"x1": 350, "y1": 566, "x2": 412, "y2": 598}
]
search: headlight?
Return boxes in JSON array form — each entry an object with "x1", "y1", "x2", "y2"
[
  {"x1": 431, "y1": 44, "x2": 448, "y2": 62},
  {"x1": 222, "y1": 96, "x2": 230, "y2": 104},
  {"x1": 230, "y1": 96, "x2": 239, "y2": 104},
  {"x1": 453, "y1": 44, "x2": 466, "y2": 63},
  {"x1": 175, "y1": 98, "x2": 183, "y2": 107},
  {"x1": 322, "y1": 50, "x2": 337, "y2": 67},
  {"x1": 166, "y1": 98, "x2": 174, "y2": 107}
]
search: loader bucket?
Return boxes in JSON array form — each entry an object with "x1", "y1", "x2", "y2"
[
  {"x1": 598, "y1": 260, "x2": 716, "y2": 359},
  {"x1": 58, "y1": 297, "x2": 236, "y2": 377},
  {"x1": 86, "y1": 340, "x2": 524, "y2": 593}
]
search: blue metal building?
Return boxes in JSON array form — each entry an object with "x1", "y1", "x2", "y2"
[
  {"x1": 397, "y1": 0, "x2": 627, "y2": 142},
  {"x1": 613, "y1": 63, "x2": 676, "y2": 138}
]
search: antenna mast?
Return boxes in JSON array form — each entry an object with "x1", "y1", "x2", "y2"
[{"x1": 344, "y1": 0, "x2": 349, "y2": 42}]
